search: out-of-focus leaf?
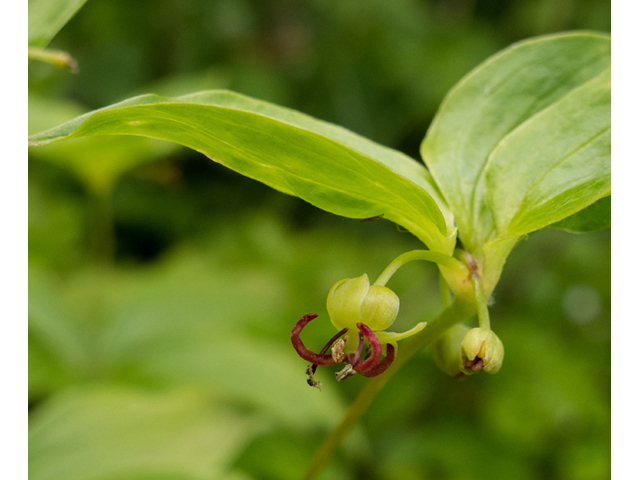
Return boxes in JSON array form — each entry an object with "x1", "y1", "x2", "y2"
[
  {"x1": 93, "y1": 251, "x2": 347, "y2": 430},
  {"x1": 378, "y1": 418, "x2": 538, "y2": 480},
  {"x1": 28, "y1": 90, "x2": 455, "y2": 253},
  {"x1": 46, "y1": 246, "x2": 348, "y2": 430},
  {"x1": 483, "y1": 321, "x2": 609, "y2": 454},
  {"x1": 29, "y1": 386, "x2": 260, "y2": 480},
  {"x1": 421, "y1": 31, "x2": 610, "y2": 252},
  {"x1": 132, "y1": 69, "x2": 231, "y2": 100},
  {"x1": 29, "y1": 269, "x2": 89, "y2": 397},
  {"x1": 28, "y1": 0, "x2": 89, "y2": 48},
  {"x1": 29, "y1": 94, "x2": 86, "y2": 134},
  {"x1": 557, "y1": 437, "x2": 611, "y2": 480},
  {"x1": 30, "y1": 135, "x2": 178, "y2": 194},
  {"x1": 236, "y1": 430, "x2": 354, "y2": 480},
  {"x1": 28, "y1": 170, "x2": 87, "y2": 270},
  {"x1": 547, "y1": 195, "x2": 610, "y2": 232},
  {"x1": 132, "y1": 335, "x2": 349, "y2": 429}
]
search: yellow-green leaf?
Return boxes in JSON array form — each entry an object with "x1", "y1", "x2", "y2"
[
  {"x1": 421, "y1": 31, "x2": 610, "y2": 252},
  {"x1": 29, "y1": 90, "x2": 455, "y2": 253}
]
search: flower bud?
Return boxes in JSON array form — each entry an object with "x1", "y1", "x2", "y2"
[
  {"x1": 432, "y1": 324, "x2": 469, "y2": 376},
  {"x1": 327, "y1": 274, "x2": 399, "y2": 331},
  {"x1": 461, "y1": 327, "x2": 504, "y2": 374}
]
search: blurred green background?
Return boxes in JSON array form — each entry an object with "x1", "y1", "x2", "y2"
[{"x1": 28, "y1": 1, "x2": 611, "y2": 479}]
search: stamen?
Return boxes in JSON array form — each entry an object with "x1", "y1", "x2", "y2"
[
  {"x1": 290, "y1": 314, "x2": 339, "y2": 366},
  {"x1": 331, "y1": 338, "x2": 346, "y2": 364},
  {"x1": 358, "y1": 343, "x2": 396, "y2": 377},
  {"x1": 349, "y1": 332, "x2": 365, "y2": 367},
  {"x1": 463, "y1": 356, "x2": 485, "y2": 372},
  {"x1": 335, "y1": 364, "x2": 357, "y2": 381},
  {"x1": 353, "y1": 323, "x2": 382, "y2": 372},
  {"x1": 314, "y1": 327, "x2": 349, "y2": 373},
  {"x1": 320, "y1": 328, "x2": 349, "y2": 355}
]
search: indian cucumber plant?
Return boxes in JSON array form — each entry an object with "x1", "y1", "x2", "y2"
[{"x1": 29, "y1": 30, "x2": 610, "y2": 479}]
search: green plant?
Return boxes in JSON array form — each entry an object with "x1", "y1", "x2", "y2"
[{"x1": 29, "y1": 3, "x2": 610, "y2": 478}]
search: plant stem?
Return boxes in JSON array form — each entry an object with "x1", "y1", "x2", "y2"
[
  {"x1": 439, "y1": 273, "x2": 452, "y2": 309},
  {"x1": 373, "y1": 250, "x2": 466, "y2": 286},
  {"x1": 300, "y1": 297, "x2": 474, "y2": 480},
  {"x1": 471, "y1": 272, "x2": 491, "y2": 330},
  {"x1": 28, "y1": 47, "x2": 78, "y2": 73}
]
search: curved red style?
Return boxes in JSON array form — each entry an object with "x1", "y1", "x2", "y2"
[
  {"x1": 358, "y1": 343, "x2": 396, "y2": 377},
  {"x1": 352, "y1": 322, "x2": 382, "y2": 372},
  {"x1": 290, "y1": 313, "x2": 338, "y2": 366}
]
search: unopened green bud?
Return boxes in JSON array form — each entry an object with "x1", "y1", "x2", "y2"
[
  {"x1": 432, "y1": 324, "x2": 469, "y2": 376},
  {"x1": 327, "y1": 274, "x2": 399, "y2": 331},
  {"x1": 461, "y1": 327, "x2": 504, "y2": 374}
]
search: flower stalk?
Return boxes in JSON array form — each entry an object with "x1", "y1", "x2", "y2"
[
  {"x1": 301, "y1": 297, "x2": 475, "y2": 480},
  {"x1": 293, "y1": 248, "x2": 506, "y2": 478},
  {"x1": 373, "y1": 249, "x2": 466, "y2": 286}
]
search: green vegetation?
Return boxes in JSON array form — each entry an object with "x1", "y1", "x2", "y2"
[{"x1": 29, "y1": 1, "x2": 610, "y2": 479}]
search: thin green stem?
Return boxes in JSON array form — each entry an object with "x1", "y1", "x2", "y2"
[
  {"x1": 471, "y1": 272, "x2": 490, "y2": 330},
  {"x1": 28, "y1": 47, "x2": 78, "y2": 73},
  {"x1": 373, "y1": 250, "x2": 466, "y2": 286},
  {"x1": 439, "y1": 273, "x2": 452, "y2": 309},
  {"x1": 300, "y1": 297, "x2": 474, "y2": 480}
]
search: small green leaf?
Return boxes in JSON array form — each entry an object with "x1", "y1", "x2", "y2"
[
  {"x1": 28, "y1": 0, "x2": 89, "y2": 48},
  {"x1": 29, "y1": 90, "x2": 455, "y2": 253},
  {"x1": 547, "y1": 196, "x2": 610, "y2": 232},
  {"x1": 421, "y1": 32, "x2": 610, "y2": 252}
]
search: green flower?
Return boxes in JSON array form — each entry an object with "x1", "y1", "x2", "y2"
[
  {"x1": 432, "y1": 324, "x2": 470, "y2": 377},
  {"x1": 291, "y1": 273, "x2": 425, "y2": 385},
  {"x1": 461, "y1": 327, "x2": 504, "y2": 374}
]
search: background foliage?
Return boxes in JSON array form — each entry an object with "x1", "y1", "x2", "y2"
[{"x1": 29, "y1": 1, "x2": 611, "y2": 479}]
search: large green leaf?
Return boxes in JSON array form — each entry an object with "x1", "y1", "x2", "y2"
[
  {"x1": 29, "y1": 91, "x2": 455, "y2": 253},
  {"x1": 547, "y1": 195, "x2": 611, "y2": 232},
  {"x1": 28, "y1": 0, "x2": 89, "y2": 48},
  {"x1": 421, "y1": 31, "x2": 610, "y2": 252},
  {"x1": 486, "y1": 67, "x2": 610, "y2": 237},
  {"x1": 29, "y1": 94, "x2": 179, "y2": 193}
]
